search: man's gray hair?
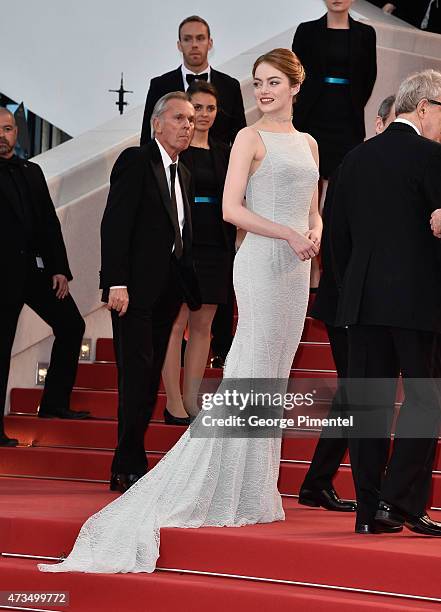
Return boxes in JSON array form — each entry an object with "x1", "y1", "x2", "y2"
[
  {"x1": 395, "y1": 69, "x2": 441, "y2": 115},
  {"x1": 377, "y1": 94, "x2": 396, "y2": 122},
  {"x1": 150, "y1": 91, "x2": 190, "y2": 136}
]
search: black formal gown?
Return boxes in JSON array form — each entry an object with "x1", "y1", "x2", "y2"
[
  {"x1": 305, "y1": 29, "x2": 360, "y2": 178},
  {"x1": 181, "y1": 146, "x2": 230, "y2": 305},
  {"x1": 292, "y1": 15, "x2": 377, "y2": 179}
]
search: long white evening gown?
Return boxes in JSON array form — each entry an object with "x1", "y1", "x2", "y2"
[{"x1": 39, "y1": 130, "x2": 319, "y2": 574}]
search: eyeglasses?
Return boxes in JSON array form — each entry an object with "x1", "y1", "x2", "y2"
[{"x1": 427, "y1": 99, "x2": 441, "y2": 107}]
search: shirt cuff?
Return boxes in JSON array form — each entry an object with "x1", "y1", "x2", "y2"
[{"x1": 110, "y1": 286, "x2": 127, "y2": 289}]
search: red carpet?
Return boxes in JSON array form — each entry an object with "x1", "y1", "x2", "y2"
[
  {"x1": 3, "y1": 557, "x2": 439, "y2": 612},
  {"x1": 1, "y1": 479, "x2": 441, "y2": 610},
  {"x1": 1, "y1": 318, "x2": 440, "y2": 611}
]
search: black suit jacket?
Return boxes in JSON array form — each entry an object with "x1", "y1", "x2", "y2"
[
  {"x1": 0, "y1": 158, "x2": 72, "y2": 303},
  {"x1": 179, "y1": 137, "x2": 235, "y2": 251},
  {"x1": 100, "y1": 140, "x2": 200, "y2": 309},
  {"x1": 330, "y1": 122, "x2": 441, "y2": 332},
  {"x1": 292, "y1": 15, "x2": 377, "y2": 141},
  {"x1": 140, "y1": 67, "x2": 246, "y2": 147}
]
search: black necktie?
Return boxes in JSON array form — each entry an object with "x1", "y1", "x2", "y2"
[
  {"x1": 186, "y1": 73, "x2": 208, "y2": 86},
  {"x1": 169, "y1": 163, "x2": 183, "y2": 259}
]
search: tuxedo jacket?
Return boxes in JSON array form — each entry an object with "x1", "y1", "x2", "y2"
[
  {"x1": 179, "y1": 137, "x2": 235, "y2": 251},
  {"x1": 140, "y1": 67, "x2": 246, "y2": 146},
  {"x1": 100, "y1": 140, "x2": 200, "y2": 309},
  {"x1": 292, "y1": 15, "x2": 377, "y2": 141},
  {"x1": 0, "y1": 158, "x2": 72, "y2": 303},
  {"x1": 330, "y1": 122, "x2": 441, "y2": 333}
]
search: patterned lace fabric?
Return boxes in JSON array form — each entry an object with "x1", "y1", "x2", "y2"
[{"x1": 38, "y1": 130, "x2": 318, "y2": 574}]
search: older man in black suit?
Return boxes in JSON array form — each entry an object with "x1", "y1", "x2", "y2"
[
  {"x1": 0, "y1": 108, "x2": 87, "y2": 447},
  {"x1": 330, "y1": 69, "x2": 441, "y2": 536},
  {"x1": 102, "y1": 92, "x2": 201, "y2": 493}
]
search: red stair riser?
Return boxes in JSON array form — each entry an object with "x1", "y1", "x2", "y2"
[
  {"x1": 96, "y1": 338, "x2": 335, "y2": 370},
  {"x1": 10, "y1": 388, "x2": 167, "y2": 420},
  {"x1": 0, "y1": 447, "x2": 162, "y2": 480},
  {"x1": 4, "y1": 416, "x2": 185, "y2": 452},
  {"x1": 7, "y1": 416, "x2": 441, "y2": 473},
  {"x1": 96, "y1": 319, "x2": 330, "y2": 362},
  {"x1": 2, "y1": 448, "x2": 441, "y2": 507},
  {"x1": 301, "y1": 317, "x2": 329, "y2": 342}
]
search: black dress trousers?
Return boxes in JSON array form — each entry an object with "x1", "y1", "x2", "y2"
[
  {"x1": 110, "y1": 261, "x2": 182, "y2": 476},
  {"x1": 0, "y1": 259, "x2": 85, "y2": 432},
  {"x1": 347, "y1": 325, "x2": 441, "y2": 521},
  {"x1": 301, "y1": 324, "x2": 349, "y2": 491}
]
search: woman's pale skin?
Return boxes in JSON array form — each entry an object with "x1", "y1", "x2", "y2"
[
  {"x1": 162, "y1": 91, "x2": 221, "y2": 418},
  {"x1": 222, "y1": 62, "x2": 322, "y2": 261},
  {"x1": 325, "y1": 0, "x2": 353, "y2": 27}
]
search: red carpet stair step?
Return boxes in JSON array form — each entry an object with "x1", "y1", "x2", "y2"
[
  {"x1": 0, "y1": 480, "x2": 440, "y2": 609},
  {"x1": 0, "y1": 442, "x2": 352, "y2": 497},
  {"x1": 10, "y1": 374, "x2": 339, "y2": 419},
  {"x1": 4, "y1": 415, "x2": 441, "y2": 472},
  {"x1": 37, "y1": 361, "x2": 336, "y2": 392},
  {"x1": 2, "y1": 416, "x2": 441, "y2": 507},
  {"x1": 93, "y1": 316, "x2": 331, "y2": 361},
  {"x1": 96, "y1": 336, "x2": 336, "y2": 370},
  {"x1": 2, "y1": 320, "x2": 440, "y2": 611},
  {"x1": 3, "y1": 558, "x2": 438, "y2": 612}
]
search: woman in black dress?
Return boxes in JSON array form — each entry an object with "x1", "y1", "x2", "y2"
[
  {"x1": 161, "y1": 81, "x2": 234, "y2": 423},
  {"x1": 292, "y1": 0, "x2": 377, "y2": 286}
]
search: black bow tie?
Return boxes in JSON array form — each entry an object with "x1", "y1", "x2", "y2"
[{"x1": 186, "y1": 73, "x2": 208, "y2": 85}]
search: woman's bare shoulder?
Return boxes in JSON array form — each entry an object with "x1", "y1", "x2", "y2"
[
  {"x1": 301, "y1": 131, "x2": 318, "y2": 151},
  {"x1": 234, "y1": 126, "x2": 262, "y2": 144}
]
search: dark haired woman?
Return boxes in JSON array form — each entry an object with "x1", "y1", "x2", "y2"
[{"x1": 161, "y1": 80, "x2": 234, "y2": 424}]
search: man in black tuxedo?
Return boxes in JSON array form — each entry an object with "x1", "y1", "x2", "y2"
[
  {"x1": 330, "y1": 69, "x2": 441, "y2": 535},
  {"x1": 299, "y1": 95, "x2": 396, "y2": 513},
  {"x1": 102, "y1": 92, "x2": 201, "y2": 493},
  {"x1": 140, "y1": 15, "x2": 246, "y2": 147},
  {"x1": 0, "y1": 108, "x2": 88, "y2": 447},
  {"x1": 140, "y1": 15, "x2": 246, "y2": 371}
]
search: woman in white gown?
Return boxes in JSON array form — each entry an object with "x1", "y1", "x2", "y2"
[{"x1": 39, "y1": 48, "x2": 321, "y2": 575}]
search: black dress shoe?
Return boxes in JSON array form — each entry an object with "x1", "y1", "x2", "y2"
[
  {"x1": 376, "y1": 501, "x2": 441, "y2": 536},
  {"x1": 109, "y1": 473, "x2": 143, "y2": 493},
  {"x1": 355, "y1": 520, "x2": 403, "y2": 534},
  {"x1": 298, "y1": 487, "x2": 357, "y2": 512},
  {"x1": 0, "y1": 433, "x2": 19, "y2": 447},
  {"x1": 164, "y1": 407, "x2": 190, "y2": 426},
  {"x1": 38, "y1": 408, "x2": 91, "y2": 420},
  {"x1": 210, "y1": 355, "x2": 225, "y2": 369}
]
